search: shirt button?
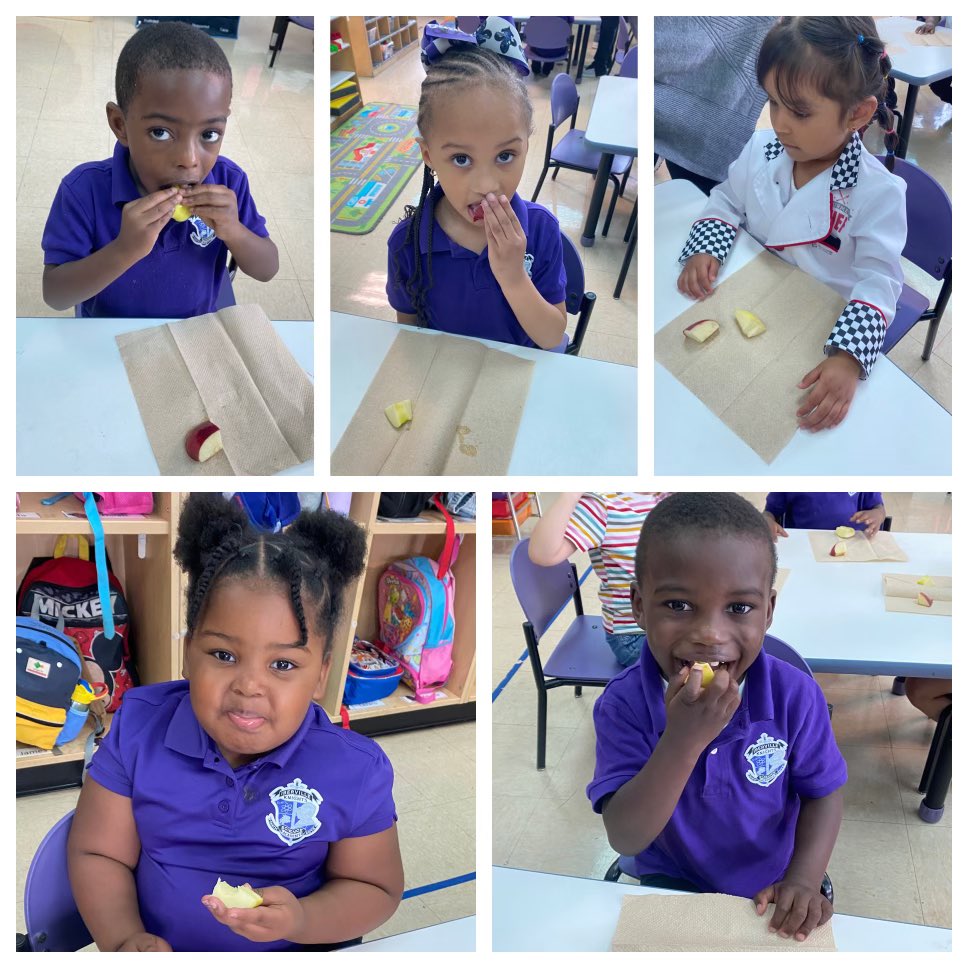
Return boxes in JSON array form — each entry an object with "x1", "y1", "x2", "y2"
[
  {"x1": 225, "y1": 777, "x2": 234, "y2": 787},
  {"x1": 218, "y1": 800, "x2": 230, "y2": 813}
]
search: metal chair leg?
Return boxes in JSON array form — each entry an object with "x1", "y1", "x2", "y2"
[
  {"x1": 536, "y1": 687, "x2": 548, "y2": 770},
  {"x1": 918, "y1": 705, "x2": 951, "y2": 822}
]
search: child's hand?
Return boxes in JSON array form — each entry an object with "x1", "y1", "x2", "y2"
[
  {"x1": 664, "y1": 663, "x2": 740, "y2": 752},
  {"x1": 916, "y1": 20, "x2": 937, "y2": 33},
  {"x1": 202, "y1": 885, "x2": 306, "y2": 944},
  {"x1": 116, "y1": 931, "x2": 173, "y2": 951},
  {"x1": 482, "y1": 193, "x2": 527, "y2": 287},
  {"x1": 115, "y1": 187, "x2": 182, "y2": 263},
  {"x1": 850, "y1": 506, "x2": 886, "y2": 537},
  {"x1": 796, "y1": 352, "x2": 861, "y2": 432},
  {"x1": 677, "y1": 254, "x2": 720, "y2": 300},
  {"x1": 763, "y1": 511, "x2": 788, "y2": 542},
  {"x1": 181, "y1": 184, "x2": 241, "y2": 241},
  {"x1": 753, "y1": 879, "x2": 833, "y2": 942}
]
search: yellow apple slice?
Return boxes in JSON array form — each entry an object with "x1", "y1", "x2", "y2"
[
  {"x1": 172, "y1": 203, "x2": 192, "y2": 222},
  {"x1": 830, "y1": 541, "x2": 848, "y2": 557},
  {"x1": 916, "y1": 591, "x2": 934, "y2": 607},
  {"x1": 835, "y1": 526, "x2": 856, "y2": 539},
  {"x1": 916, "y1": 576, "x2": 934, "y2": 586},
  {"x1": 683, "y1": 319, "x2": 720, "y2": 344},
  {"x1": 384, "y1": 399, "x2": 413, "y2": 429},
  {"x1": 212, "y1": 878, "x2": 263, "y2": 909},
  {"x1": 735, "y1": 309, "x2": 767, "y2": 338},
  {"x1": 692, "y1": 661, "x2": 715, "y2": 688}
]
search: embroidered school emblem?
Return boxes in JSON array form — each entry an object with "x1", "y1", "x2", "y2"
[
  {"x1": 523, "y1": 253, "x2": 534, "y2": 277},
  {"x1": 744, "y1": 732, "x2": 788, "y2": 788},
  {"x1": 188, "y1": 215, "x2": 217, "y2": 248},
  {"x1": 265, "y1": 778, "x2": 322, "y2": 846}
]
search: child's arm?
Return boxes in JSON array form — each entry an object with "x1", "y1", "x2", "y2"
[
  {"x1": 527, "y1": 492, "x2": 584, "y2": 565},
  {"x1": 850, "y1": 502, "x2": 886, "y2": 536},
  {"x1": 762, "y1": 493, "x2": 790, "y2": 541}
]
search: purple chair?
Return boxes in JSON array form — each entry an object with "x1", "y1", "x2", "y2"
[
  {"x1": 559, "y1": 231, "x2": 597, "y2": 354},
  {"x1": 522, "y1": 17, "x2": 573, "y2": 76},
  {"x1": 618, "y1": 44, "x2": 638, "y2": 78},
  {"x1": 267, "y1": 16, "x2": 314, "y2": 68},
  {"x1": 613, "y1": 199, "x2": 637, "y2": 299},
  {"x1": 613, "y1": 17, "x2": 631, "y2": 73},
  {"x1": 531, "y1": 72, "x2": 633, "y2": 238},
  {"x1": 876, "y1": 156, "x2": 951, "y2": 360},
  {"x1": 19, "y1": 810, "x2": 92, "y2": 951},
  {"x1": 509, "y1": 539, "x2": 623, "y2": 769}
]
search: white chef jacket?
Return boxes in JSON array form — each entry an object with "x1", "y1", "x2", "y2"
[{"x1": 679, "y1": 129, "x2": 907, "y2": 377}]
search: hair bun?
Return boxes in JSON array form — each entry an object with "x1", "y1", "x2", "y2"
[
  {"x1": 290, "y1": 511, "x2": 367, "y2": 591},
  {"x1": 173, "y1": 493, "x2": 249, "y2": 578}
]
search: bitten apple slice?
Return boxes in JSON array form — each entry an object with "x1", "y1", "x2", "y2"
[
  {"x1": 692, "y1": 661, "x2": 716, "y2": 688},
  {"x1": 735, "y1": 309, "x2": 767, "y2": 338},
  {"x1": 916, "y1": 576, "x2": 934, "y2": 586},
  {"x1": 830, "y1": 541, "x2": 848, "y2": 557},
  {"x1": 835, "y1": 526, "x2": 856, "y2": 539},
  {"x1": 185, "y1": 421, "x2": 223, "y2": 462},
  {"x1": 916, "y1": 591, "x2": 934, "y2": 607},
  {"x1": 172, "y1": 203, "x2": 192, "y2": 222},
  {"x1": 683, "y1": 319, "x2": 720, "y2": 344},
  {"x1": 384, "y1": 399, "x2": 413, "y2": 429},
  {"x1": 212, "y1": 878, "x2": 263, "y2": 909}
]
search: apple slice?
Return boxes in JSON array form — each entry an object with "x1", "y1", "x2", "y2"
[
  {"x1": 692, "y1": 661, "x2": 715, "y2": 688},
  {"x1": 172, "y1": 203, "x2": 192, "y2": 222},
  {"x1": 916, "y1": 576, "x2": 934, "y2": 586},
  {"x1": 916, "y1": 591, "x2": 934, "y2": 607},
  {"x1": 830, "y1": 541, "x2": 848, "y2": 557},
  {"x1": 384, "y1": 399, "x2": 413, "y2": 429},
  {"x1": 835, "y1": 526, "x2": 856, "y2": 539},
  {"x1": 185, "y1": 421, "x2": 223, "y2": 462},
  {"x1": 683, "y1": 319, "x2": 720, "y2": 344},
  {"x1": 212, "y1": 878, "x2": 263, "y2": 909},
  {"x1": 735, "y1": 309, "x2": 767, "y2": 338}
]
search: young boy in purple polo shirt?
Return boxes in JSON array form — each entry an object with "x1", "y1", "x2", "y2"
[
  {"x1": 763, "y1": 492, "x2": 887, "y2": 540},
  {"x1": 42, "y1": 21, "x2": 278, "y2": 318},
  {"x1": 386, "y1": 18, "x2": 568, "y2": 348},
  {"x1": 588, "y1": 492, "x2": 846, "y2": 943},
  {"x1": 67, "y1": 494, "x2": 403, "y2": 952}
]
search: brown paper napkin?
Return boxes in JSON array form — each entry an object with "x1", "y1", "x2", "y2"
[
  {"x1": 116, "y1": 305, "x2": 313, "y2": 476},
  {"x1": 808, "y1": 530, "x2": 907, "y2": 563},
  {"x1": 330, "y1": 329, "x2": 534, "y2": 475},
  {"x1": 774, "y1": 567, "x2": 791, "y2": 596},
  {"x1": 611, "y1": 893, "x2": 837, "y2": 951},
  {"x1": 656, "y1": 250, "x2": 849, "y2": 463},
  {"x1": 883, "y1": 574, "x2": 952, "y2": 615},
  {"x1": 903, "y1": 29, "x2": 952, "y2": 46}
]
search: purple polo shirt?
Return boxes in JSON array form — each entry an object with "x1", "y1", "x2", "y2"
[
  {"x1": 87, "y1": 680, "x2": 396, "y2": 952},
  {"x1": 386, "y1": 184, "x2": 567, "y2": 347},
  {"x1": 587, "y1": 648, "x2": 846, "y2": 898},
  {"x1": 42, "y1": 142, "x2": 268, "y2": 318},
  {"x1": 765, "y1": 493, "x2": 884, "y2": 530}
]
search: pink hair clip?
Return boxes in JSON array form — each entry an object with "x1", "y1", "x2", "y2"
[{"x1": 879, "y1": 50, "x2": 888, "y2": 60}]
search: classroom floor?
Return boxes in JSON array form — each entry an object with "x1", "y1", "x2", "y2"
[
  {"x1": 16, "y1": 16, "x2": 314, "y2": 320},
  {"x1": 15, "y1": 719, "x2": 475, "y2": 947},
  {"x1": 493, "y1": 493, "x2": 952, "y2": 931},
  {"x1": 330, "y1": 25, "x2": 639, "y2": 366}
]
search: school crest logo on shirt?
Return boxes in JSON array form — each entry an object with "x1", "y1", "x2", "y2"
[
  {"x1": 187, "y1": 215, "x2": 217, "y2": 248},
  {"x1": 523, "y1": 252, "x2": 534, "y2": 278},
  {"x1": 265, "y1": 777, "x2": 322, "y2": 846},
  {"x1": 743, "y1": 732, "x2": 788, "y2": 788}
]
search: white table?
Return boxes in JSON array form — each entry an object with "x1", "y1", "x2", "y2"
[
  {"x1": 653, "y1": 179, "x2": 952, "y2": 474},
  {"x1": 16, "y1": 317, "x2": 314, "y2": 475},
  {"x1": 770, "y1": 529, "x2": 951, "y2": 678},
  {"x1": 582, "y1": 75, "x2": 637, "y2": 246},
  {"x1": 492, "y1": 867, "x2": 951, "y2": 951},
  {"x1": 330, "y1": 312, "x2": 636, "y2": 474},
  {"x1": 876, "y1": 17, "x2": 953, "y2": 158},
  {"x1": 352, "y1": 916, "x2": 475, "y2": 951}
]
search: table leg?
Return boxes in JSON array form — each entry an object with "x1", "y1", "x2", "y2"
[
  {"x1": 897, "y1": 82, "x2": 920, "y2": 159},
  {"x1": 576, "y1": 24, "x2": 590, "y2": 83},
  {"x1": 581, "y1": 153, "x2": 612, "y2": 247}
]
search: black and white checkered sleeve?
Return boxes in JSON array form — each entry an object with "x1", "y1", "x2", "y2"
[
  {"x1": 678, "y1": 218, "x2": 738, "y2": 265},
  {"x1": 825, "y1": 300, "x2": 886, "y2": 378}
]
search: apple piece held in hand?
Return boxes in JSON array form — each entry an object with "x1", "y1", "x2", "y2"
[
  {"x1": 916, "y1": 591, "x2": 934, "y2": 608},
  {"x1": 835, "y1": 526, "x2": 856, "y2": 539},
  {"x1": 683, "y1": 319, "x2": 720, "y2": 344},
  {"x1": 384, "y1": 399, "x2": 413, "y2": 429},
  {"x1": 734, "y1": 309, "x2": 766, "y2": 339},
  {"x1": 172, "y1": 203, "x2": 192, "y2": 222},
  {"x1": 692, "y1": 661, "x2": 716, "y2": 688},
  {"x1": 212, "y1": 877, "x2": 263, "y2": 909},
  {"x1": 830, "y1": 541, "x2": 848, "y2": 557},
  {"x1": 185, "y1": 421, "x2": 223, "y2": 462}
]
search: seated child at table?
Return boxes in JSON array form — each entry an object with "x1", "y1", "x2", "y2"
[
  {"x1": 387, "y1": 17, "x2": 568, "y2": 349},
  {"x1": 67, "y1": 494, "x2": 403, "y2": 951},
  {"x1": 676, "y1": 17, "x2": 906, "y2": 434},
  {"x1": 529, "y1": 492, "x2": 668, "y2": 666},
  {"x1": 42, "y1": 21, "x2": 278, "y2": 318},
  {"x1": 763, "y1": 491, "x2": 887, "y2": 540},
  {"x1": 588, "y1": 492, "x2": 845, "y2": 943}
]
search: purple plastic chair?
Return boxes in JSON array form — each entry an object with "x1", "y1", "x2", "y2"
[
  {"x1": 613, "y1": 17, "x2": 631, "y2": 72},
  {"x1": 522, "y1": 17, "x2": 573, "y2": 76},
  {"x1": 531, "y1": 72, "x2": 633, "y2": 237},
  {"x1": 267, "y1": 16, "x2": 314, "y2": 68},
  {"x1": 20, "y1": 810, "x2": 92, "y2": 951},
  {"x1": 509, "y1": 539, "x2": 623, "y2": 769},
  {"x1": 876, "y1": 156, "x2": 952, "y2": 359},
  {"x1": 618, "y1": 44, "x2": 638, "y2": 78}
]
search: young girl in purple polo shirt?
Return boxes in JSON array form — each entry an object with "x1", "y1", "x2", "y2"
[
  {"x1": 386, "y1": 17, "x2": 568, "y2": 349},
  {"x1": 68, "y1": 494, "x2": 403, "y2": 951},
  {"x1": 763, "y1": 491, "x2": 887, "y2": 540},
  {"x1": 589, "y1": 493, "x2": 846, "y2": 943}
]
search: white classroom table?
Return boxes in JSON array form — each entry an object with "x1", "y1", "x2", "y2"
[
  {"x1": 770, "y1": 528, "x2": 951, "y2": 678},
  {"x1": 653, "y1": 179, "x2": 952, "y2": 474},
  {"x1": 582, "y1": 75, "x2": 637, "y2": 246},
  {"x1": 352, "y1": 916, "x2": 475, "y2": 952},
  {"x1": 330, "y1": 312, "x2": 636, "y2": 475},
  {"x1": 492, "y1": 867, "x2": 951, "y2": 952},
  {"x1": 16, "y1": 317, "x2": 314, "y2": 476}
]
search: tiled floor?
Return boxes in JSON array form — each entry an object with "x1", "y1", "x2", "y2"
[
  {"x1": 331, "y1": 24, "x2": 639, "y2": 366},
  {"x1": 16, "y1": 721, "x2": 475, "y2": 948},
  {"x1": 16, "y1": 16, "x2": 314, "y2": 320},
  {"x1": 493, "y1": 492, "x2": 952, "y2": 930}
]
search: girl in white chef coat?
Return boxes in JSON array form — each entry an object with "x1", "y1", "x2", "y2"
[{"x1": 677, "y1": 16, "x2": 906, "y2": 433}]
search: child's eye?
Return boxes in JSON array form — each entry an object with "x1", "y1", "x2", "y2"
[
  {"x1": 451, "y1": 154, "x2": 471, "y2": 168},
  {"x1": 149, "y1": 128, "x2": 172, "y2": 142},
  {"x1": 211, "y1": 649, "x2": 235, "y2": 663},
  {"x1": 497, "y1": 150, "x2": 515, "y2": 164},
  {"x1": 664, "y1": 600, "x2": 692, "y2": 612},
  {"x1": 270, "y1": 659, "x2": 297, "y2": 672},
  {"x1": 728, "y1": 603, "x2": 754, "y2": 615},
  {"x1": 201, "y1": 129, "x2": 222, "y2": 143}
]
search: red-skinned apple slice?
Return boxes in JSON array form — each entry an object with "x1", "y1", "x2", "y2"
[
  {"x1": 683, "y1": 319, "x2": 720, "y2": 343},
  {"x1": 185, "y1": 421, "x2": 223, "y2": 462},
  {"x1": 830, "y1": 541, "x2": 848, "y2": 557},
  {"x1": 916, "y1": 591, "x2": 934, "y2": 607}
]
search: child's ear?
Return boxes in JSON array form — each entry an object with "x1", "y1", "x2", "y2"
[
  {"x1": 764, "y1": 588, "x2": 777, "y2": 631},
  {"x1": 417, "y1": 138, "x2": 433, "y2": 170},
  {"x1": 313, "y1": 653, "x2": 333, "y2": 702},
  {"x1": 106, "y1": 102, "x2": 129, "y2": 145},
  {"x1": 849, "y1": 95, "x2": 878, "y2": 132},
  {"x1": 630, "y1": 581, "x2": 647, "y2": 631},
  {"x1": 181, "y1": 635, "x2": 192, "y2": 680}
]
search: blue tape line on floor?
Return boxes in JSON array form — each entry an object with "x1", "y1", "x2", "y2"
[
  {"x1": 402, "y1": 871, "x2": 476, "y2": 899},
  {"x1": 492, "y1": 564, "x2": 592, "y2": 702}
]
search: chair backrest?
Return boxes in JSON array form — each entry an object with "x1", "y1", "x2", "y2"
[
  {"x1": 617, "y1": 16, "x2": 629, "y2": 51},
  {"x1": 619, "y1": 45, "x2": 638, "y2": 78},
  {"x1": 289, "y1": 16, "x2": 314, "y2": 31},
  {"x1": 559, "y1": 230, "x2": 586, "y2": 316},
  {"x1": 23, "y1": 810, "x2": 92, "y2": 951},
  {"x1": 509, "y1": 539, "x2": 579, "y2": 640},
  {"x1": 762, "y1": 634, "x2": 813, "y2": 678},
  {"x1": 550, "y1": 71, "x2": 579, "y2": 129},
  {"x1": 524, "y1": 16, "x2": 572, "y2": 51},
  {"x1": 877, "y1": 155, "x2": 952, "y2": 281}
]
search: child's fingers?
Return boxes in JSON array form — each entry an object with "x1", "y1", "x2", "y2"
[
  {"x1": 775, "y1": 893, "x2": 812, "y2": 939},
  {"x1": 798, "y1": 363, "x2": 823, "y2": 390},
  {"x1": 752, "y1": 885, "x2": 775, "y2": 915},
  {"x1": 798, "y1": 396, "x2": 835, "y2": 431}
]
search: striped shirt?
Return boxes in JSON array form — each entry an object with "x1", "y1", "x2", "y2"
[{"x1": 565, "y1": 493, "x2": 668, "y2": 634}]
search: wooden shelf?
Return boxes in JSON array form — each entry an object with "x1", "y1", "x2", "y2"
[
  {"x1": 16, "y1": 493, "x2": 169, "y2": 535},
  {"x1": 344, "y1": 684, "x2": 463, "y2": 720},
  {"x1": 372, "y1": 510, "x2": 476, "y2": 535},
  {"x1": 348, "y1": 14, "x2": 420, "y2": 78},
  {"x1": 331, "y1": 69, "x2": 355, "y2": 89},
  {"x1": 16, "y1": 712, "x2": 114, "y2": 770}
]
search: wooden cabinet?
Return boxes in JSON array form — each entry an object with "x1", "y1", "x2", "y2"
[
  {"x1": 346, "y1": 16, "x2": 420, "y2": 78},
  {"x1": 331, "y1": 14, "x2": 363, "y2": 130}
]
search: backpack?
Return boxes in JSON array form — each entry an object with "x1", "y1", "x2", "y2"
[
  {"x1": 231, "y1": 492, "x2": 302, "y2": 532},
  {"x1": 377, "y1": 493, "x2": 434, "y2": 519},
  {"x1": 342, "y1": 639, "x2": 404, "y2": 706},
  {"x1": 377, "y1": 497, "x2": 460, "y2": 703},
  {"x1": 72, "y1": 492, "x2": 154, "y2": 515}
]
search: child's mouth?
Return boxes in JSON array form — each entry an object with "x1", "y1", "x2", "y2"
[
  {"x1": 227, "y1": 712, "x2": 266, "y2": 731},
  {"x1": 675, "y1": 657, "x2": 734, "y2": 678},
  {"x1": 468, "y1": 202, "x2": 485, "y2": 222}
]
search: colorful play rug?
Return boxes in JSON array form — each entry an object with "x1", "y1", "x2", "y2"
[{"x1": 331, "y1": 102, "x2": 423, "y2": 235}]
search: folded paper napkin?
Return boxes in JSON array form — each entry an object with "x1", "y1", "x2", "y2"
[
  {"x1": 883, "y1": 574, "x2": 952, "y2": 615},
  {"x1": 774, "y1": 567, "x2": 791, "y2": 596},
  {"x1": 808, "y1": 530, "x2": 908, "y2": 563},
  {"x1": 331, "y1": 329, "x2": 534, "y2": 475},
  {"x1": 611, "y1": 893, "x2": 837, "y2": 952},
  {"x1": 116, "y1": 305, "x2": 313, "y2": 476}
]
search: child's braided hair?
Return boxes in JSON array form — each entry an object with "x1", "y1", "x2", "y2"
[
  {"x1": 173, "y1": 494, "x2": 367, "y2": 659},
  {"x1": 391, "y1": 43, "x2": 534, "y2": 327}
]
